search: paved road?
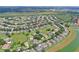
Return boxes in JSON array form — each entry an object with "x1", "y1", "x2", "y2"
[{"x1": 47, "y1": 27, "x2": 76, "y2": 52}]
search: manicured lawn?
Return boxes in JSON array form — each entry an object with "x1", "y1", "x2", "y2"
[
  {"x1": 0, "y1": 25, "x2": 53, "y2": 44},
  {"x1": 0, "y1": 34, "x2": 7, "y2": 39},
  {"x1": 39, "y1": 25, "x2": 51, "y2": 33},
  {"x1": 39, "y1": 25, "x2": 54, "y2": 37},
  {"x1": 11, "y1": 33, "x2": 28, "y2": 43}
]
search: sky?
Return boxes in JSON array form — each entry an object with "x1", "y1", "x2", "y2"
[{"x1": 0, "y1": 0, "x2": 79, "y2": 6}]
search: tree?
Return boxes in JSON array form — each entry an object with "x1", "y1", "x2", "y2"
[
  {"x1": 55, "y1": 32, "x2": 59, "y2": 36},
  {"x1": 60, "y1": 22, "x2": 63, "y2": 25},
  {"x1": 43, "y1": 40, "x2": 47, "y2": 43},
  {"x1": 46, "y1": 28, "x2": 51, "y2": 31},
  {"x1": 31, "y1": 44, "x2": 37, "y2": 49},
  {"x1": 25, "y1": 33, "x2": 29, "y2": 36},
  {"x1": 65, "y1": 23, "x2": 70, "y2": 27},
  {"x1": 50, "y1": 34, "x2": 55, "y2": 39},
  {"x1": 11, "y1": 33, "x2": 14, "y2": 35},
  {"x1": 48, "y1": 34, "x2": 55, "y2": 40},
  {"x1": 58, "y1": 29, "x2": 63, "y2": 33},
  {"x1": 0, "y1": 39, "x2": 5, "y2": 45},
  {"x1": 36, "y1": 30, "x2": 40, "y2": 34},
  {"x1": 52, "y1": 29, "x2": 54, "y2": 31},
  {"x1": 28, "y1": 30, "x2": 31, "y2": 32},
  {"x1": 7, "y1": 35, "x2": 11, "y2": 38},
  {"x1": 6, "y1": 33, "x2": 11, "y2": 38},
  {"x1": 34, "y1": 34, "x2": 41, "y2": 40},
  {"x1": 21, "y1": 42, "x2": 25, "y2": 46},
  {"x1": 12, "y1": 49, "x2": 17, "y2": 52},
  {"x1": 48, "y1": 22, "x2": 52, "y2": 25},
  {"x1": 4, "y1": 49, "x2": 10, "y2": 52}
]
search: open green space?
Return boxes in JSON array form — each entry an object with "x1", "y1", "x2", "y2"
[
  {"x1": 11, "y1": 33, "x2": 28, "y2": 43},
  {"x1": 0, "y1": 11, "x2": 65, "y2": 17},
  {"x1": 0, "y1": 34, "x2": 7, "y2": 39}
]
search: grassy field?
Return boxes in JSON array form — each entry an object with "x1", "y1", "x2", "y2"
[
  {"x1": 0, "y1": 24, "x2": 54, "y2": 44},
  {"x1": 0, "y1": 11, "x2": 64, "y2": 16},
  {"x1": 11, "y1": 33, "x2": 27, "y2": 43},
  {"x1": 55, "y1": 14, "x2": 73, "y2": 23},
  {"x1": 0, "y1": 34, "x2": 7, "y2": 39}
]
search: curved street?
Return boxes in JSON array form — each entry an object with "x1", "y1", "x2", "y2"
[
  {"x1": 47, "y1": 26, "x2": 79, "y2": 52},
  {"x1": 58, "y1": 27, "x2": 79, "y2": 52}
]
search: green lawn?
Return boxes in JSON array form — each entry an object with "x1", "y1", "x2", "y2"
[
  {"x1": 0, "y1": 25, "x2": 53, "y2": 44},
  {"x1": 55, "y1": 14, "x2": 72, "y2": 23},
  {"x1": 11, "y1": 33, "x2": 28, "y2": 43},
  {"x1": 0, "y1": 34, "x2": 7, "y2": 39}
]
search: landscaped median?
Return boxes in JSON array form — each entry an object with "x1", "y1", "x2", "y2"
[{"x1": 46, "y1": 27, "x2": 76, "y2": 52}]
